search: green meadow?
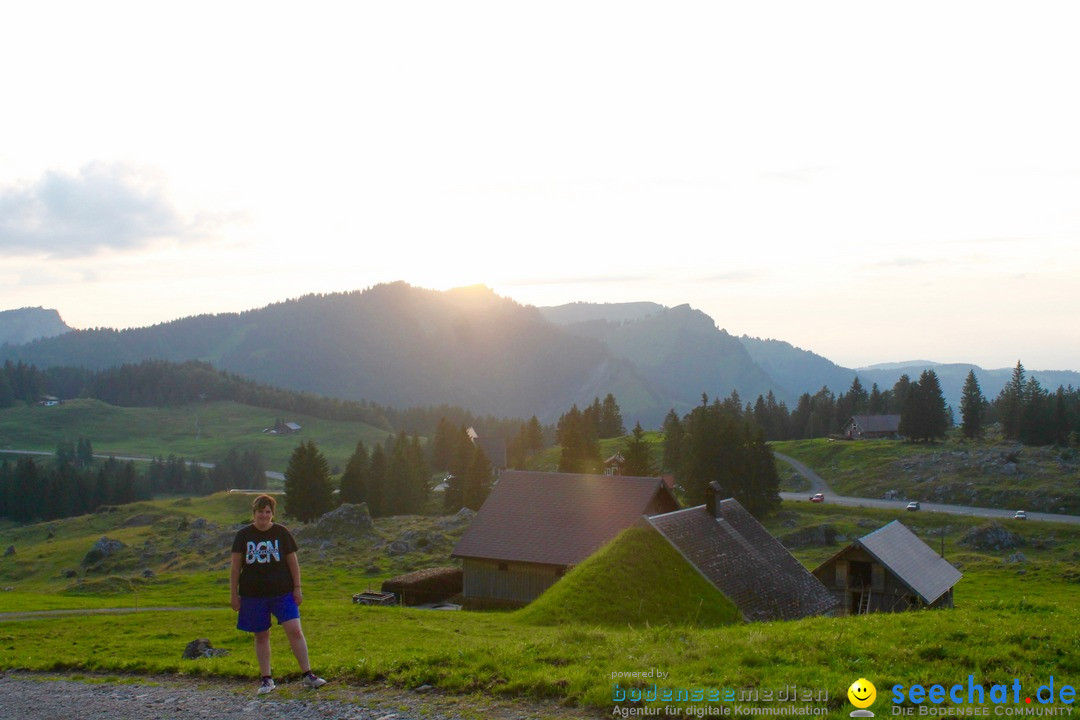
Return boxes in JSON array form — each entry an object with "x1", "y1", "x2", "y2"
[
  {"x1": 773, "y1": 435, "x2": 1080, "y2": 514},
  {"x1": 1, "y1": 492, "x2": 1078, "y2": 718},
  {"x1": 0, "y1": 399, "x2": 391, "y2": 471}
]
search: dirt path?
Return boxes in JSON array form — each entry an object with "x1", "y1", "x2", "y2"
[
  {"x1": 0, "y1": 671, "x2": 598, "y2": 720},
  {"x1": 0, "y1": 606, "x2": 216, "y2": 622}
]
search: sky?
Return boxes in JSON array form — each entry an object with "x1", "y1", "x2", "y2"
[{"x1": 2, "y1": 1, "x2": 1078, "y2": 371}]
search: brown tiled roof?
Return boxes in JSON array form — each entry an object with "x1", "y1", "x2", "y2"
[
  {"x1": 646, "y1": 500, "x2": 838, "y2": 622},
  {"x1": 854, "y1": 521, "x2": 962, "y2": 603},
  {"x1": 451, "y1": 470, "x2": 680, "y2": 567}
]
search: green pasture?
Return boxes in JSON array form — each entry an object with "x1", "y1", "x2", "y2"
[
  {"x1": 772, "y1": 436, "x2": 1080, "y2": 513},
  {"x1": 1, "y1": 493, "x2": 1078, "y2": 716},
  {"x1": 0, "y1": 399, "x2": 391, "y2": 471}
]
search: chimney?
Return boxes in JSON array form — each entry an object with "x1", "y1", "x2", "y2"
[{"x1": 705, "y1": 481, "x2": 723, "y2": 517}]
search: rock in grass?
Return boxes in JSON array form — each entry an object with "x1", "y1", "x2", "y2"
[
  {"x1": 81, "y1": 536, "x2": 126, "y2": 566},
  {"x1": 959, "y1": 522, "x2": 1024, "y2": 551},
  {"x1": 182, "y1": 639, "x2": 230, "y2": 660}
]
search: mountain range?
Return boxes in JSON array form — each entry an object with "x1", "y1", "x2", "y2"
[{"x1": 2, "y1": 282, "x2": 1077, "y2": 426}]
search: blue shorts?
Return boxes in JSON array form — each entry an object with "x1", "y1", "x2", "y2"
[{"x1": 237, "y1": 592, "x2": 300, "y2": 633}]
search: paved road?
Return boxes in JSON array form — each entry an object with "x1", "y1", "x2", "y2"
[{"x1": 773, "y1": 453, "x2": 1080, "y2": 526}]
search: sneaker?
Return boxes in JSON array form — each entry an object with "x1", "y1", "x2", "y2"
[
  {"x1": 257, "y1": 677, "x2": 276, "y2": 695},
  {"x1": 302, "y1": 672, "x2": 327, "y2": 689}
]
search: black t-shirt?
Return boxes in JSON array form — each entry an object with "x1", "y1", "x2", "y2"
[{"x1": 231, "y1": 523, "x2": 299, "y2": 598}]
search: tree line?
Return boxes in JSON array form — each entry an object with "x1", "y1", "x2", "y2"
[
  {"x1": 0, "y1": 442, "x2": 268, "y2": 523},
  {"x1": 745, "y1": 365, "x2": 1078, "y2": 446}
]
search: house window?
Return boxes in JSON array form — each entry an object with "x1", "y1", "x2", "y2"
[{"x1": 498, "y1": 562, "x2": 509, "y2": 572}]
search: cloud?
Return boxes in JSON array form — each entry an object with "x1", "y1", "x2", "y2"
[{"x1": 0, "y1": 163, "x2": 203, "y2": 258}]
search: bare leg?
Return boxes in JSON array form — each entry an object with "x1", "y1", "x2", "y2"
[
  {"x1": 254, "y1": 629, "x2": 272, "y2": 676},
  {"x1": 281, "y1": 618, "x2": 311, "y2": 672}
]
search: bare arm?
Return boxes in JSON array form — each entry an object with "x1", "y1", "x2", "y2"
[
  {"x1": 286, "y1": 552, "x2": 303, "y2": 606},
  {"x1": 229, "y1": 552, "x2": 242, "y2": 611}
]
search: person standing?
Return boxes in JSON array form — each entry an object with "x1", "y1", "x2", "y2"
[{"x1": 230, "y1": 494, "x2": 326, "y2": 695}]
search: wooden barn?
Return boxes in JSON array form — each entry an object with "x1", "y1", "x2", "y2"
[
  {"x1": 644, "y1": 485, "x2": 838, "y2": 622},
  {"x1": 842, "y1": 414, "x2": 902, "y2": 440},
  {"x1": 451, "y1": 470, "x2": 680, "y2": 608},
  {"x1": 812, "y1": 521, "x2": 962, "y2": 614}
]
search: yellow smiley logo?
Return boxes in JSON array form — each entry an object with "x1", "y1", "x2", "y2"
[{"x1": 848, "y1": 678, "x2": 876, "y2": 709}]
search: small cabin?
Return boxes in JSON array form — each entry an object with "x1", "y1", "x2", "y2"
[
  {"x1": 812, "y1": 521, "x2": 961, "y2": 614},
  {"x1": 451, "y1": 470, "x2": 680, "y2": 608},
  {"x1": 842, "y1": 414, "x2": 901, "y2": 440}
]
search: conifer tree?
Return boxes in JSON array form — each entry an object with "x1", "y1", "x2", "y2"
[
  {"x1": 621, "y1": 422, "x2": 656, "y2": 476},
  {"x1": 598, "y1": 393, "x2": 626, "y2": 439},
  {"x1": 367, "y1": 444, "x2": 388, "y2": 517},
  {"x1": 462, "y1": 444, "x2": 493, "y2": 510},
  {"x1": 661, "y1": 409, "x2": 684, "y2": 472},
  {"x1": 339, "y1": 440, "x2": 370, "y2": 505},
  {"x1": 283, "y1": 440, "x2": 335, "y2": 523},
  {"x1": 959, "y1": 369, "x2": 986, "y2": 439}
]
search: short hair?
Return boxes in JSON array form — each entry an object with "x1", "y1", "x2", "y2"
[{"x1": 251, "y1": 494, "x2": 276, "y2": 514}]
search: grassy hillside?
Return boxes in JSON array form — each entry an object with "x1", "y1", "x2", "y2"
[
  {"x1": 1, "y1": 493, "x2": 1078, "y2": 714},
  {"x1": 517, "y1": 526, "x2": 741, "y2": 627},
  {"x1": 0, "y1": 399, "x2": 391, "y2": 471},
  {"x1": 773, "y1": 434, "x2": 1080, "y2": 514}
]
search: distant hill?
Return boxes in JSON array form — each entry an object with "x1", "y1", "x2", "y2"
[
  {"x1": 0, "y1": 307, "x2": 72, "y2": 346},
  {"x1": 3, "y1": 287, "x2": 1077, "y2": 425},
  {"x1": 738, "y1": 335, "x2": 856, "y2": 401},
  {"x1": 544, "y1": 303, "x2": 777, "y2": 414},
  {"x1": 1, "y1": 283, "x2": 662, "y2": 423}
]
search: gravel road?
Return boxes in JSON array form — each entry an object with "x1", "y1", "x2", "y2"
[{"x1": 0, "y1": 671, "x2": 595, "y2": 720}]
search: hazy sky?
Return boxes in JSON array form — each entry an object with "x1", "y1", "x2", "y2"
[{"x1": 2, "y1": 2, "x2": 1078, "y2": 371}]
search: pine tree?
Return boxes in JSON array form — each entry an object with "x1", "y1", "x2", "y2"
[
  {"x1": 621, "y1": 422, "x2": 655, "y2": 476},
  {"x1": 998, "y1": 361, "x2": 1027, "y2": 440},
  {"x1": 900, "y1": 370, "x2": 948, "y2": 442},
  {"x1": 462, "y1": 444, "x2": 493, "y2": 510},
  {"x1": 339, "y1": 440, "x2": 370, "y2": 505},
  {"x1": 367, "y1": 444, "x2": 388, "y2": 517},
  {"x1": 598, "y1": 394, "x2": 626, "y2": 439},
  {"x1": 868, "y1": 384, "x2": 886, "y2": 415},
  {"x1": 661, "y1": 409, "x2": 684, "y2": 472},
  {"x1": 283, "y1": 440, "x2": 335, "y2": 523},
  {"x1": 678, "y1": 399, "x2": 779, "y2": 517},
  {"x1": 556, "y1": 405, "x2": 601, "y2": 474},
  {"x1": 959, "y1": 369, "x2": 986, "y2": 439}
]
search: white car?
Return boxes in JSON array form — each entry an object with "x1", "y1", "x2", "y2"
[
  {"x1": 906, "y1": 501, "x2": 920, "y2": 511},
  {"x1": 1013, "y1": 510, "x2": 1027, "y2": 520}
]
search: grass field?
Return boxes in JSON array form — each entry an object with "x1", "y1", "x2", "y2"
[
  {"x1": 772, "y1": 434, "x2": 1080, "y2": 514},
  {"x1": 0, "y1": 399, "x2": 391, "y2": 472},
  {"x1": 1, "y1": 492, "x2": 1078, "y2": 717}
]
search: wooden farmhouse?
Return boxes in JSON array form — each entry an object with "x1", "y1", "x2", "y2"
[
  {"x1": 842, "y1": 414, "x2": 902, "y2": 440},
  {"x1": 643, "y1": 484, "x2": 838, "y2": 622},
  {"x1": 812, "y1": 521, "x2": 962, "y2": 614},
  {"x1": 451, "y1": 470, "x2": 679, "y2": 608}
]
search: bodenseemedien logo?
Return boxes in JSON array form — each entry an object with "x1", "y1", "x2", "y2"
[{"x1": 849, "y1": 678, "x2": 877, "y2": 717}]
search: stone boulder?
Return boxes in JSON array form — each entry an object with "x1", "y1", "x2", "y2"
[
  {"x1": 298, "y1": 503, "x2": 376, "y2": 541},
  {"x1": 3, "y1": 545, "x2": 13, "y2": 557},
  {"x1": 82, "y1": 536, "x2": 126, "y2": 566},
  {"x1": 780, "y1": 524, "x2": 838, "y2": 549},
  {"x1": 959, "y1": 522, "x2": 1024, "y2": 551},
  {"x1": 436, "y1": 507, "x2": 476, "y2": 531},
  {"x1": 181, "y1": 638, "x2": 230, "y2": 660}
]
